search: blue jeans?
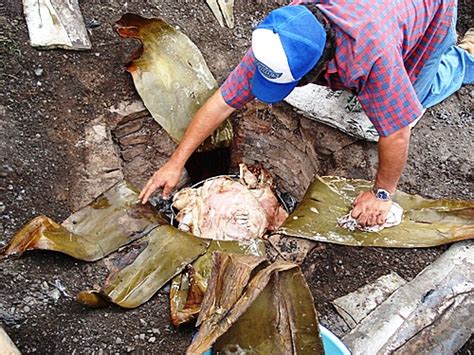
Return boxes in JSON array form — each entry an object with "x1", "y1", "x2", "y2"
[{"x1": 413, "y1": 3, "x2": 474, "y2": 109}]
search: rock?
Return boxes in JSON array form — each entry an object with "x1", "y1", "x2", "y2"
[
  {"x1": 48, "y1": 289, "x2": 61, "y2": 301},
  {"x1": 115, "y1": 337, "x2": 122, "y2": 344},
  {"x1": 148, "y1": 336, "x2": 156, "y2": 343},
  {"x1": 41, "y1": 281, "x2": 49, "y2": 292},
  {"x1": 139, "y1": 333, "x2": 145, "y2": 340},
  {"x1": 34, "y1": 68, "x2": 43, "y2": 76},
  {"x1": 86, "y1": 19, "x2": 101, "y2": 28}
]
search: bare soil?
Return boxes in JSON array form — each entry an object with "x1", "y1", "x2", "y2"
[{"x1": 1, "y1": 1, "x2": 472, "y2": 353}]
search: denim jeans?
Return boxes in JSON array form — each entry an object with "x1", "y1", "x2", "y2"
[{"x1": 413, "y1": 2, "x2": 474, "y2": 109}]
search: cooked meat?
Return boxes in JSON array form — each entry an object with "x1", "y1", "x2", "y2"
[
  {"x1": 173, "y1": 164, "x2": 288, "y2": 241},
  {"x1": 174, "y1": 177, "x2": 268, "y2": 241},
  {"x1": 240, "y1": 164, "x2": 288, "y2": 231}
]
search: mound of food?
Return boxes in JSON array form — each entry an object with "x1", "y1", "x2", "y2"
[{"x1": 172, "y1": 164, "x2": 288, "y2": 241}]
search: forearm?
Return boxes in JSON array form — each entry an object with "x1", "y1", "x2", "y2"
[
  {"x1": 375, "y1": 125, "x2": 411, "y2": 193},
  {"x1": 169, "y1": 89, "x2": 235, "y2": 167}
]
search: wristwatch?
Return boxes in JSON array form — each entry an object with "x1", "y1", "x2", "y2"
[{"x1": 372, "y1": 187, "x2": 392, "y2": 201}]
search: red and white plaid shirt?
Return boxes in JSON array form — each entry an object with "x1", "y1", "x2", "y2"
[{"x1": 220, "y1": 0, "x2": 455, "y2": 136}]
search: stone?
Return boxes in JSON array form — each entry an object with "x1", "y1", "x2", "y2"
[{"x1": 48, "y1": 289, "x2": 61, "y2": 301}]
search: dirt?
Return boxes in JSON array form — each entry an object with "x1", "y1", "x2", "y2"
[{"x1": 0, "y1": 1, "x2": 472, "y2": 354}]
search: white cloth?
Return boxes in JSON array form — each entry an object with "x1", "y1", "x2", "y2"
[{"x1": 337, "y1": 202, "x2": 403, "y2": 233}]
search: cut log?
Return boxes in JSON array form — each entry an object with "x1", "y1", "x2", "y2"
[
  {"x1": 285, "y1": 84, "x2": 378, "y2": 141},
  {"x1": 343, "y1": 241, "x2": 474, "y2": 354},
  {"x1": 22, "y1": 0, "x2": 91, "y2": 50},
  {"x1": 230, "y1": 101, "x2": 376, "y2": 200},
  {"x1": 332, "y1": 272, "x2": 407, "y2": 329}
]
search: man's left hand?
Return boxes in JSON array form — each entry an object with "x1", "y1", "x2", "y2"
[{"x1": 351, "y1": 190, "x2": 392, "y2": 227}]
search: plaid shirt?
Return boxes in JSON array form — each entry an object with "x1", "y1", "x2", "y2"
[{"x1": 220, "y1": 0, "x2": 455, "y2": 136}]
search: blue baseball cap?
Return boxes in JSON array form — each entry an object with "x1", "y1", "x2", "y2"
[{"x1": 251, "y1": 5, "x2": 326, "y2": 103}]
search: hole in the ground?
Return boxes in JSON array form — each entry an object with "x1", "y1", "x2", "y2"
[{"x1": 110, "y1": 100, "x2": 376, "y2": 203}]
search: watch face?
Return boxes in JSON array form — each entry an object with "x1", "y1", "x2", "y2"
[{"x1": 376, "y1": 190, "x2": 389, "y2": 201}]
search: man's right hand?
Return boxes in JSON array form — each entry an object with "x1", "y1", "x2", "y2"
[
  {"x1": 139, "y1": 161, "x2": 183, "y2": 203},
  {"x1": 139, "y1": 89, "x2": 236, "y2": 204}
]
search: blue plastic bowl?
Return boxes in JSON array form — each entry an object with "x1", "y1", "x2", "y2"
[
  {"x1": 198, "y1": 324, "x2": 350, "y2": 355},
  {"x1": 319, "y1": 325, "x2": 351, "y2": 355}
]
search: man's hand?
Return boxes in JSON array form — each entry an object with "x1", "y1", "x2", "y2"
[
  {"x1": 139, "y1": 89, "x2": 236, "y2": 204},
  {"x1": 139, "y1": 161, "x2": 183, "y2": 203},
  {"x1": 351, "y1": 190, "x2": 392, "y2": 227},
  {"x1": 351, "y1": 125, "x2": 411, "y2": 227}
]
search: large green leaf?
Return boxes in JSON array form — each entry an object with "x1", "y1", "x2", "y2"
[
  {"x1": 188, "y1": 252, "x2": 323, "y2": 354},
  {"x1": 0, "y1": 181, "x2": 166, "y2": 261},
  {"x1": 77, "y1": 225, "x2": 209, "y2": 308},
  {"x1": 170, "y1": 239, "x2": 266, "y2": 326},
  {"x1": 278, "y1": 176, "x2": 474, "y2": 248},
  {"x1": 115, "y1": 13, "x2": 233, "y2": 151}
]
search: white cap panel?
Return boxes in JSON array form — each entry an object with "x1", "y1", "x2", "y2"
[{"x1": 252, "y1": 28, "x2": 296, "y2": 84}]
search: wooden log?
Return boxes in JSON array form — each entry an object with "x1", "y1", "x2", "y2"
[
  {"x1": 230, "y1": 101, "x2": 375, "y2": 200},
  {"x1": 23, "y1": 0, "x2": 91, "y2": 50},
  {"x1": 343, "y1": 241, "x2": 474, "y2": 354},
  {"x1": 332, "y1": 272, "x2": 407, "y2": 329}
]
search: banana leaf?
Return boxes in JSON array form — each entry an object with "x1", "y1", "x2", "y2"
[
  {"x1": 0, "y1": 181, "x2": 166, "y2": 261},
  {"x1": 277, "y1": 176, "x2": 474, "y2": 248},
  {"x1": 188, "y1": 252, "x2": 323, "y2": 354},
  {"x1": 170, "y1": 239, "x2": 266, "y2": 326},
  {"x1": 115, "y1": 13, "x2": 233, "y2": 151},
  {"x1": 77, "y1": 225, "x2": 209, "y2": 308}
]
